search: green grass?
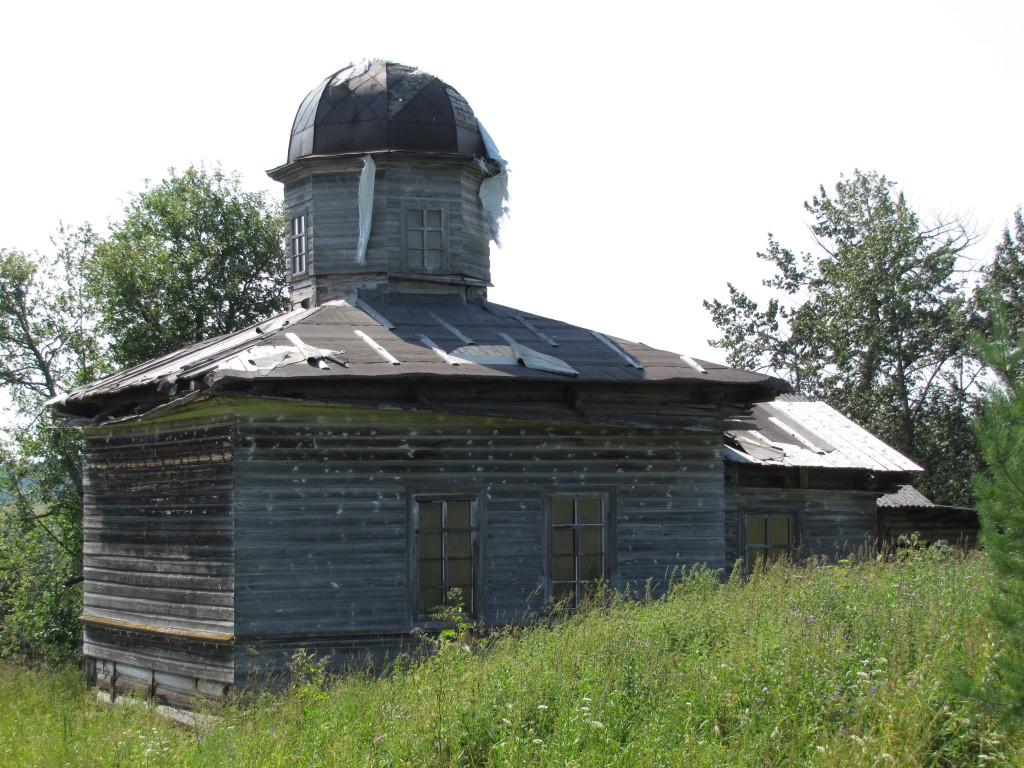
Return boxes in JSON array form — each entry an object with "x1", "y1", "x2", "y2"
[{"x1": 2, "y1": 546, "x2": 1019, "y2": 767}]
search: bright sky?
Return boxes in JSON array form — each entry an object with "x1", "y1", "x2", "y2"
[{"x1": 2, "y1": 1, "x2": 1021, "y2": 363}]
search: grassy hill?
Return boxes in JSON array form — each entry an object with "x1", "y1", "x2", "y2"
[{"x1": 2, "y1": 546, "x2": 1020, "y2": 766}]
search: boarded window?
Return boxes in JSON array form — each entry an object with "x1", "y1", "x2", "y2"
[
  {"x1": 416, "y1": 497, "x2": 476, "y2": 617},
  {"x1": 744, "y1": 513, "x2": 793, "y2": 571},
  {"x1": 404, "y1": 206, "x2": 446, "y2": 272},
  {"x1": 549, "y1": 493, "x2": 609, "y2": 607},
  {"x1": 290, "y1": 214, "x2": 307, "y2": 274}
]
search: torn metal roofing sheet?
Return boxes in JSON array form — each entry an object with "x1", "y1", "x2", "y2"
[
  {"x1": 725, "y1": 395, "x2": 923, "y2": 474},
  {"x1": 56, "y1": 292, "x2": 786, "y2": 412}
]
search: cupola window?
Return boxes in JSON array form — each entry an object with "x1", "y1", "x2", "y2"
[
  {"x1": 403, "y1": 204, "x2": 447, "y2": 272},
  {"x1": 290, "y1": 214, "x2": 307, "y2": 274}
]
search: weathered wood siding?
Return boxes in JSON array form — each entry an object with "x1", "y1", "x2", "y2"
[
  {"x1": 282, "y1": 156, "x2": 491, "y2": 303},
  {"x1": 81, "y1": 416, "x2": 236, "y2": 695},
  {"x1": 725, "y1": 486, "x2": 878, "y2": 564},
  {"x1": 877, "y1": 506, "x2": 979, "y2": 548},
  {"x1": 231, "y1": 399, "x2": 726, "y2": 674}
]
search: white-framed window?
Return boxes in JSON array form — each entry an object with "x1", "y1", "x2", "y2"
[
  {"x1": 549, "y1": 492, "x2": 610, "y2": 608},
  {"x1": 290, "y1": 214, "x2": 307, "y2": 274},
  {"x1": 744, "y1": 512, "x2": 794, "y2": 572},
  {"x1": 403, "y1": 204, "x2": 446, "y2": 272},
  {"x1": 414, "y1": 495, "x2": 478, "y2": 618}
]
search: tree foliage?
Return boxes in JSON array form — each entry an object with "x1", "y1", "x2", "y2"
[
  {"x1": 0, "y1": 165, "x2": 289, "y2": 662},
  {"x1": 0, "y1": 226, "x2": 104, "y2": 660},
  {"x1": 972, "y1": 299, "x2": 1024, "y2": 722},
  {"x1": 704, "y1": 170, "x2": 981, "y2": 505},
  {"x1": 0, "y1": 225, "x2": 107, "y2": 538},
  {"x1": 88, "y1": 165, "x2": 288, "y2": 368},
  {"x1": 976, "y1": 208, "x2": 1024, "y2": 365}
]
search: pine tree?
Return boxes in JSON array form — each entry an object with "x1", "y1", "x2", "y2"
[{"x1": 973, "y1": 299, "x2": 1024, "y2": 721}]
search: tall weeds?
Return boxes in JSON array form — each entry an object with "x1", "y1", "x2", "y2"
[{"x1": 1, "y1": 547, "x2": 1016, "y2": 767}]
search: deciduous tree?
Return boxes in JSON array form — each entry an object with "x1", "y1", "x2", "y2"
[
  {"x1": 88, "y1": 165, "x2": 288, "y2": 368},
  {"x1": 976, "y1": 208, "x2": 1024, "y2": 365},
  {"x1": 704, "y1": 170, "x2": 981, "y2": 505},
  {"x1": 0, "y1": 225, "x2": 105, "y2": 661}
]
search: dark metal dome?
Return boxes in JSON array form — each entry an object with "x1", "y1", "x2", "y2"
[{"x1": 287, "y1": 60, "x2": 490, "y2": 162}]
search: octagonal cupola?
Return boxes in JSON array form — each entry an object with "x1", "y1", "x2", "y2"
[{"x1": 268, "y1": 60, "x2": 508, "y2": 306}]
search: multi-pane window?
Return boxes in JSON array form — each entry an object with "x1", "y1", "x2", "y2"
[
  {"x1": 290, "y1": 214, "x2": 307, "y2": 274},
  {"x1": 405, "y1": 207, "x2": 445, "y2": 271},
  {"x1": 550, "y1": 493, "x2": 608, "y2": 607},
  {"x1": 416, "y1": 497, "x2": 477, "y2": 617},
  {"x1": 744, "y1": 513, "x2": 793, "y2": 571}
]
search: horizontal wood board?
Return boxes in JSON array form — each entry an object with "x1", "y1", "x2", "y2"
[
  {"x1": 83, "y1": 420, "x2": 236, "y2": 639},
  {"x1": 232, "y1": 400, "x2": 728, "y2": 639}
]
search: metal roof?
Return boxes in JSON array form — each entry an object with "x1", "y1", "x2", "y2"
[
  {"x1": 725, "y1": 395, "x2": 923, "y2": 474},
  {"x1": 287, "y1": 61, "x2": 490, "y2": 163},
  {"x1": 877, "y1": 484, "x2": 935, "y2": 508},
  {"x1": 54, "y1": 292, "x2": 786, "y2": 416}
]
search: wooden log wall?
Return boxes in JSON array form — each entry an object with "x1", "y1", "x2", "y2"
[
  {"x1": 82, "y1": 415, "x2": 236, "y2": 697},
  {"x1": 877, "y1": 506, "x2": 979, "y2": 548},
  {"x1": 282, "y1": 156, "x2": 492, "y2": 303},
  {"x1": 231, "y1": 399, "x2": 727, "y2": 677},
  {"x1": 724, "y1": 486, "x2": 878, "y2": 565}
]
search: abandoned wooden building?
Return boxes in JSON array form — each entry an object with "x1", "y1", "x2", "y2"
[
  {"x1": 49, "y1": 61, "x2": 936, "y2": 708},
  {"x1": 723, "y1": 395, "x2": 924, "y2": 568},
  {"x1": 876, "y1": 484, "x2": 980, "y2": 548}
]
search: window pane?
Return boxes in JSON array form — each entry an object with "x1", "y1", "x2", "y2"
[
  {"x1": 419, "y1": 501, "x2": 443, "y2": 530},
  {"x1": 420, "y1": 559, "x2": 443, "y2": 584},
  {"x1": 552, "y1": 555, "x2": 576, "y2": 581},
  {"x1": 552, "y1": 499, "x2": 575, "y2": 526},
  {"x1": 420, "y1": 532, "x2": 443, "y2": 558},
  {"x1": 580, "y1": 555, "x2": 603, "y2": 581},
  {"x1": 580, "y1": 528, "x2": 603, "y2": 555},
  {"x1": 420, "y1": 587, "x2": 444, "y2": 615},
  {"x1": 408, "y1": 230, "x2": 424, "y2": 249},
  {"x1": 770, "y1": 517, "x2": 790, "y2": 546},
  {"x1": 552, "y1": 529, "x2": 575, "y2": 556},
  {"x1": 426, "y1": 230, "x2": 443, "y2": 250},
  {"x1": 426, "y1": 209, "x2": 442, "y2": 228},
  {"x1": 446, "y1": 500, "x2": 472, "y2": 529},
  {"x1": 552, "y1": 582, "x2": 576, "y2": 605},
  {"x1": 447, "y1": 532, "x2": 471, "y2": 555},
  {"x1": 448, "y1": 558, "x2": 472, "y2": 587},
  {"x1": 746, "y1": 516, "x2": 767, "y2": 546},
  {"x1": 579, "y1": 498, "x2": 603, "y2": 524}
]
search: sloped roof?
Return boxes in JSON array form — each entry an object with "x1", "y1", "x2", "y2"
[
  {"x1": 725, "y1": 395, "x2": 922, "y2": 473},
  {"x1": 877, "y1": 484, "x2": 935, "y2": 508},
  {"x1": 53, "y1": 292, "x2": 786, "y2": 422}
]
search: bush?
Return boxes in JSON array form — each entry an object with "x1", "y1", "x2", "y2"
[{"x1": 0, "y1": 506, "x2": 82, "y2": 664}]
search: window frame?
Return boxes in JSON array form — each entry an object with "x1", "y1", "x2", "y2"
[
  {"x1": 742, "y1": 511, "x2": 795, "y2": 573},
  {"x1": 410, "y1": 493, "x2": 480, "y2": 622},
  {"x1": 401, "y1": 202, "x2": 448, "y2": 273},
  {"x1": 289, "y1": 213, "x2": 307, "y2": 275},
  {"x1": 546, "y1": 491, "x2": 614, "y2": 608}
]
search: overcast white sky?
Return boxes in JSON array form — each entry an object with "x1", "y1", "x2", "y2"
[{"x1": 2, "y1": 0, "x2": 1021, "y2": 364}]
